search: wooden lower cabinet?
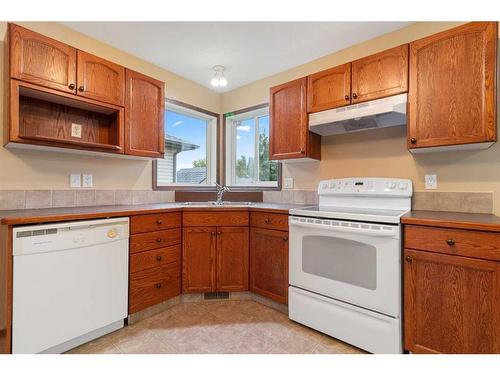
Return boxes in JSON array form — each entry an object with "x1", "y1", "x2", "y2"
[
  {"x1": 250, "y1": 227, "x2": 289, "y2": 304},
  {"x1": 217, "y1": 227, "x2": 249, "y2": 291},
  {"x1": 404, "y1": 248, "x2": 500, "y2": 353}
]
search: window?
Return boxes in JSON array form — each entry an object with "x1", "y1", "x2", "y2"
[
  {"x1": 155, "y1": 102, "x2": 217, "y2": 187},
  {"x1": 225, "y1": 106, "x2": 279, "y2": 188}
]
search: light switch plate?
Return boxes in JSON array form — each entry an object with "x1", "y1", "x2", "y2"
[
  {"x1": 70, "y1": 174, "x2": 81, "y2": 188},
  {"x1": 283, "y1": 177, "x2": 294, "y2": 189},
  {"x1": 71, "y1": 123, "x2": 82, "y2": 138},
  {"x1": 425, "y1": 174, "x2": 437, "y2": 189},
  {"x1": 82, "y1": 174, "x2": 93, "y2": 188}
]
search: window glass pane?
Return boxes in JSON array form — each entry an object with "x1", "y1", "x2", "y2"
[
  {"x1": 235, "y1": 118, "x2": 256, "y2": 185},
  {"x1": 162, "y1": 110, "x2": 208, "y2": 184},
  {"x1": 258, "y1": 115, "x2": 278, "y2": 183}
]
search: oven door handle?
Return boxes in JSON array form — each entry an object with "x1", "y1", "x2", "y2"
[{"x1": 289, "y1": 220, "x2": 398, "y2": 238}]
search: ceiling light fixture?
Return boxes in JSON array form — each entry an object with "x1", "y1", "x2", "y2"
[{"x1": 210, "y1": 65, "x2": 227, "y2": 88}]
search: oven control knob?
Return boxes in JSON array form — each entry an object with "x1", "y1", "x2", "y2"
[
  {"x1": 328, "y1": 181, "x2": 336, "y2": 189},
  {"x1": 399, "y1": 182, "x2": 408, "y2": 190},
  {"x1": 387, "y1": 182, "x2": 396, "y2": 190},
  {"x1": 321, "y1": 182, "x2": 328, "y2": 189}
]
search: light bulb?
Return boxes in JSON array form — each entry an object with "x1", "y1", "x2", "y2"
[
  {"x1": 211, "y1": 77, "x2": 220, "y2": 87},
  {"x1": 218, "y1": 76, "x2": 227, "y2": 87}
]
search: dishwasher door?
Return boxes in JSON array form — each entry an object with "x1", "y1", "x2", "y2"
[{"x1": 12, "y1": 217, "x2": 129, "y2": 354}]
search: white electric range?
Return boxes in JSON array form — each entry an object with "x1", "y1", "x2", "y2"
[{"x1": 288, "y1": 177, "x2": 412, "y2": 354}]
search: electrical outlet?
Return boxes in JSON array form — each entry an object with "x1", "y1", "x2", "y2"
[
  {"x1": 71, "y1": 123, "x2": 82, "y2": 138},
  {"x1": 283, "y1": 178, "x2": 294, "y2": 189},
  {"x1": 82, "y1": 174, "x2": 93, "y2": 188},
  {"x1": 425, "y1": 174, "x2": 437, "y2": 189},
  {"x1": 70, "y1": 174, "x2": 81, "y2": 188}
]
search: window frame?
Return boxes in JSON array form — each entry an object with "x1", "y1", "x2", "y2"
[
  {"x1": 223, "y1": 104, "x2": 281, "y2": 191},
  {"x1": 153, "y1": 99, "x2": 220, "y2": 191}
]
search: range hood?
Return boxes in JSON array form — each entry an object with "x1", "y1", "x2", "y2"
[{"x1": 309, "y1": 93, "x2": 407, "y2": 136}]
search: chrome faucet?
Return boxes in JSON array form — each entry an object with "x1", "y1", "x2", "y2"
[{"x1": 215, "y1": 183, "x2": 230, "y2": 205}]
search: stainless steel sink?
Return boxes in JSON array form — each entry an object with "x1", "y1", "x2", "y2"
[{"x1": 179, "y1": 201, "x2": 255, "y2": 207}]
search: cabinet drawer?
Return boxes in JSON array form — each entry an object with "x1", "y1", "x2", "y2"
[
  {"x1": 130, "y1": 228, "x2": 181, "y2": 254},
  {"x1": 130, "y1": 244, "x2": 181, "y2": 274},
  {"x1": 250, "y1": 212, "x2": 289, "y2": 231},
  {"x1": 129, "y1": 262, "x2": 181, "y2": 314},
  {"x1": 404, "y1": 225, "x2": 500, "y2": 261},
  {"x1": 183, "y1": 211, "x2": 249, "y2": 227},
  {"x1": 130, "y1": 212, "x2": 181, "y2": 234}
]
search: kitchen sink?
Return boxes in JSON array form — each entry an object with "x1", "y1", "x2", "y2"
[{"x1": 179, "y1": 201, "x2": 255, "y2": 207}]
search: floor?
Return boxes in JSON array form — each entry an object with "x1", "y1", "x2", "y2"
[{"x1": 67, "y1": 300, "x2": 365, "y2": 354}]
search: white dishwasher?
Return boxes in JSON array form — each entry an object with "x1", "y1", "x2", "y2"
[{"x1": 12, "y1": 217, "x2": 129, "y2": 354}]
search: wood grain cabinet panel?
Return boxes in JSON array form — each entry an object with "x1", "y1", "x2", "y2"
[
  {"x1": 129, "y1": 244, "x2": 181, "y2": 274},
  {"x1": 404, "y1": 249, "x2": 500, "y2": 353},
  {"x1": 250, "y1": 212, "x2": 289, "y2": 231},
  {"x1": 250, "y1": 227, "x2": 289, "y2": 304},
  {"x1": 270, "y1": 77, "x2": 320, "y2": 160},
  {"x1": 182, "y1": 227, "x2": 216, "y2": 293},
  {"x1": 307, "y1": 63, "x2": 351, "y2": 112},
  {"x1": 130, "y1": 212, "x2": 181, "y2": 234},
  {"x1": 9, "y1": 23, "x2": 77, "y2": 94},
  {"x1": 182, "y1": 211, "x2": 249, "y2": 227},
  {"x1": 125, "y1": 69, "x2": 165, "y2": 157},
  {"x1": 216, "y1": 227, "x2": 249, "y2": 292},
  {"x1": 408, "y1": 22, "x2": 497, "y2": 149},
  {"x1": 130, "y1": 228, "x2": 181, "y2": 254},
  {"x1": 351, "y1": 44, "x2": 408, "y2": 103},
  {"x1": 77, "y1": 50, "x2": 125, "y2": 106}
]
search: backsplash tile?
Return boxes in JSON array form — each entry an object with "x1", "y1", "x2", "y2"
[
  {"x1": 115, "y1": 190, "x2": 133, "y2": 205},
  {"x1": 412, "y1": 191, "x2": 493, "y2": 214},
  {"x1": 52, "y1": 190, "x2": 75, "y2": 208},
  {"x1": 96, "y1": 190, "x2": 115, "y2": 206},
  {"x1": 263, "y1": 190, "x2": 318, "y2": 205},
  {"x1": 132, "y1": 190, "x2": 152, "y2": 205},
  {"x1": 25, "y1": 190, "x2": 52, "y2": 209},
  {"x1": 76, "y1": 190, "x2": 96, "y2": 207},
  {"x1": 0, "y1": 190, "x2": 25, "y2": 210}
]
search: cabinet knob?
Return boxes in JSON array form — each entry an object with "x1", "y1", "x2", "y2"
[
  {"x1": 211, "y1": 231, "x2": 215, "y2": 236},
  {"x1": 265, "y1": 218, "x2": 271, "y2": 224},
  {"x1": 156, "y1": 220, "x2": 163, "y2": 225},
  {"x1": 405, "y1": 256, "x2": 413, "y2": 262},
  {"x1": 446, "y1": 239, "x2": 455, "y2": 246},
  {"x1": 410, "y1": 138, "x2": 417, "y2": 144},
  {"x1": 300, "y1": 148, "x2": 306, "y2": 154},
  {"x1": 68, "y1": 83, "x2": 75, "y2": 90},
  {"x1": 155, "y1": 283, "x2": 162, "y2": 289},
  {"x1": 352, "y1": 93, "x2": 358, "y2": 99},
  {"x1": 156, "y1": 238, "x2": 163, "y2": 243},
  {"x1": 156, "y1": 255, "x2": 162, "y2": 261},
  {"x1": 217, "y1": 231, "x2": 222, "y2": 235},
  {"x1": 344, "y1": 95, "x2": 350, "y2": 101},
  {"x1": 283, "y1": 236, "x2": 288, "y2": 242},
  {"x1": 78, "y1": 86, "x2": 85, "y2": 92}
]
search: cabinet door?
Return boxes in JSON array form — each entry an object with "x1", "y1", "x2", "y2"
[
  {"x1": 307, "y1": 63, "x2": 351, "y2": 112},
  {"x1": 77, "y1": 50, "x2": 125, "y2": 106},
  {"x1": 125, "y1": 69, "x2": 165, "y2": 157},
  {"x1": 404, "y1": 249, "x2": 500, "y2": 353},
  {"x1": 182, "y1": 227, "x2": 216, "y2": 293},
  {"x1": 9, "y1": 23, "x2": 77, "y2": 94},
  {"x1": 250, "y1": 227, "x2": 289, "y2": 304},
  {"x1": 408, "y1": 22, "x2": 497, "y2": 149},
  {"x1": 216, "y1": 227, "x2": 249, "y2": 292},
  {"x1": 270, "y1": 77, "x2": 320, "y2": 160},
  {"x1": 351, "y1": 44, "x2": 408, "y2": 103}
]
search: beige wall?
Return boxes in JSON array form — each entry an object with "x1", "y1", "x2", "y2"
[
  {"x1": 221, "y1": 21, "x2": 500, "y2": 215},
  {"x1": 0, "y1": 22, "x2": 220, "y2": 190}
]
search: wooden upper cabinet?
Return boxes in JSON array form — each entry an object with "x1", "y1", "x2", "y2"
[
  {"x1": 76, "y1": 50, "x2": 125, "y2": 106},
  {"x1": 125, "y1": 69, "x2": 165, "y2": 157},
  {"x1": 216, "y1": 227, "x2": 249, "y2": 292},
  {"x1": 9, "y1": 23, "x2": 77, "y2": 94},
  {"x1": 408, "y1": 22, "x2": 497, "y2": 150},
  {"x1": 351, "y1": 44, "x2": 408, "y2": 103},
  {"x1": 307, "y1": 63, "x2": 351, "y2": 112},
  {"x1": 182, "y1": 227, "x2": 216, "y2": 293},
  {"x1": 270, "y1": 77, "x2": 320, "y2": 160},
  {"x1": 404, "y1": 249, "x2": 500, "y2": 353}
]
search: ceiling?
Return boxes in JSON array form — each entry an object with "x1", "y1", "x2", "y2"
[{"x1": 64, "y1": 22, "x2": 410, "y2": 92}]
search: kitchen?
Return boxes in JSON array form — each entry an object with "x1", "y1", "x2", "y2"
[{"x1": 1, "y1": 2, "x2": 499, "y2": 373}]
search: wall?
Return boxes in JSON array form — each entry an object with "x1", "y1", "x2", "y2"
[
  {"x1": 0, "y1": 21, "x2": 221, "y2": 190},
  {"x1": 221, "y1": 21, "x2": 500, "y2": 215}
]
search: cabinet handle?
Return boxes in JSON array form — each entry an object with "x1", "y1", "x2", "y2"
[
  {"x1": 156, "y1": 219, "x2": 163, "y2": 225},
  {"x1": 211, "y1": 231, "x2": 215, "y2": 236},
  {"x1": 300, "y1": 148, "x2": 306, "y2": 154},
  {"x1": 78, "y1": 86, "x2": 85, "y2": 92},
  {"x1": 410, "y1": 138, "x2": 417, "y2": 144},
  {"x1": 217, "y1": 231, "x2": 222, "y2": 235},
  {"x1": 155, "y1": 283, "x2": 162, "y2": 289},
  {"x1": 156, "y1": 255, "x2": 162, "y2": 261},
  {"x1": 405, "y1": 256, "x2": 413, "y2": 262},
  {"x1": 446, "y1": 239, "x2": 455, "y2": 246},
  {"x1": 156, "y1": 238, "x2": 163, "y2": 243},
  {"x1": 264, "y1": 218, "x2": 271, "y2": 224},
  {"x1": 283, "y1": 236, "x2": 288, "y2": 241},
  {"x1": 352, "y1": 93, "x2": 358, "y2": 99},
  {"x1": 68, "y1": 83, "x2": 75, "y2": 90},
  {"x1": 344, "y1": 95, "x2": 350, "y2": 101}
]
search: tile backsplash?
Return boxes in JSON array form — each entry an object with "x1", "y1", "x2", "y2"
[
  {"x1": 263, "y1": 190, "x2": 318, "y2": 205},
  {"x1": 0, "y1": 190, "x2": 175, "y2": 210}
]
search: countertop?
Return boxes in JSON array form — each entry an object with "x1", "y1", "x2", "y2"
[
  {"x1": 0, "y1": 202, "x2": 306, "y2": 226},
  {"x1": 401, "y1": 210, "x2": 500, "y2": 232}
]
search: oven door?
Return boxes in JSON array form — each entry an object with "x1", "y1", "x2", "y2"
[{"x1": 289, "y1": 216, "x2": 401, "y2": 317}]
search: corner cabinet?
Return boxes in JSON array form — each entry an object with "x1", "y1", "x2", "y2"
[
  {"x1": 269, "y1": 78, "x2": 321, "y2": 161},
  {"x1": 408, "y1": 22, "x2": 498, "y2": 151},
  {"x1": 125, "y1": 70, "x2": 165, "y2": 157}
]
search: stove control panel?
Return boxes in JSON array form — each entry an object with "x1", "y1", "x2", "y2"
[{"x1": 318, "y1": 177, "x2": 413, "y2": 197}]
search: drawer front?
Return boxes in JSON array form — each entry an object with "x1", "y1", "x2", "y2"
[
  {"x1": 183, "y1": 211, "x2": 249, "y2": 227},
  {"x1": 130, "y1": 212, "x2": 181, "y2": 234},
  {"x1": 250, "y1": 212, "x2": 289, "y2": 231},
  {"x1": 129, "y1": 262, "x2": 181, "y2": 314},
  {"x1": 130, "y1": 228, "x2": 181, "y2": 254},
  {"x1": 130, "y1": 244, "x2": 181, "y2": 274},
  {"x1": 405, "y1": 225, "x2": 500, "y2": 261}
]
